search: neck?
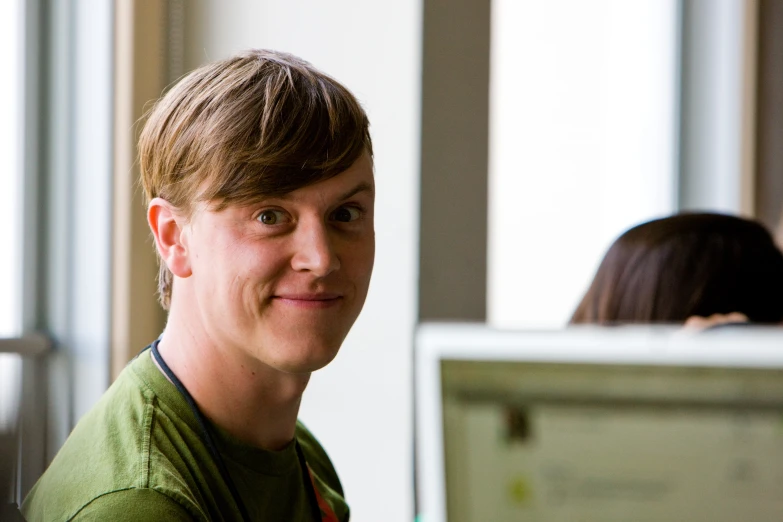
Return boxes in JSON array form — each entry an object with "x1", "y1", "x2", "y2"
[{"x1": 156, "y1": 302, "x2": 310, "y2": 451}]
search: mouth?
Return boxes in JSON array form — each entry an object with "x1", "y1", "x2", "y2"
[{"x1": 272, "y1": 293, "x2": 343, "y2": 309}]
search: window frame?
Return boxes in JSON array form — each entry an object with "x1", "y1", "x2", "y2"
[{"x1": 6, "y1": 0, "x2": 116, "y2": 503}]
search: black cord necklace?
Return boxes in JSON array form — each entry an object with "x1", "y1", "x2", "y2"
[{"x1": 149, "y1": 339, "x2": 324, "y2": 521}]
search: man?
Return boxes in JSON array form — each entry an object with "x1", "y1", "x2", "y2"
[{"x1": 23, "y1": 49, "x2": 374, "y2": 521}]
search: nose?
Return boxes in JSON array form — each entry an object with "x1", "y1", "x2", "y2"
[{"x1": 290, "y1": 218, "x2": 340, "y2": 277}]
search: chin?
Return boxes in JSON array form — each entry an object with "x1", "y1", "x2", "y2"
[
  {"x1": 267, "y1": 337, "x2": 344, "y2": 374},
  {"x1": 275, "y1": 352, "x2": 339, "y2": 374}
]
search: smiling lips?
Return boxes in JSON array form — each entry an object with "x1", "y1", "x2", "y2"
[{"x1": 273, "y1": 293, "x2": 343, "y2": 309}]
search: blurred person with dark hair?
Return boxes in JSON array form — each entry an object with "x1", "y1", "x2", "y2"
[
  {"x1": 570, "y1": 213, "x2": 783, "y2": 325},
  {"x1": 23, "y1": 49, "x2": 374, "y2": 521}
]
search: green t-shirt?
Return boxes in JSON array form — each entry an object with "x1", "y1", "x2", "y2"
[{"x1": 22, "y1": 350, "x2": 349, "y2": 521}]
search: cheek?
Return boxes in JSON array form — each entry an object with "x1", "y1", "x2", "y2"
[
  {"x1": 344, "y1": 236, "x2": 375, "y2": 285},
  {"x1": 193, "y1": 237, "x2": 256, "y2": 294},
  {"x1": 223, "y1": 242, "x2": 289, "y2": 295}
]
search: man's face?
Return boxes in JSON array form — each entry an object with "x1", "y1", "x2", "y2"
[{"x1": 181, "y1": 153, "x2": 375, "y2": 374}]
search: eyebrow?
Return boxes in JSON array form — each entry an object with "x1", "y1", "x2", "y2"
[
  {"x1": 335, "y1": 181, "x2": 374, "y2": 202},
  {"x1": 273, "y1": 180, "x2": 374, "y2": 203}
]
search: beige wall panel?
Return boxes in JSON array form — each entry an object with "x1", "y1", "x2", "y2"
[{"x1": 112, "y1": 0, "x2": 168, "y2": 379}]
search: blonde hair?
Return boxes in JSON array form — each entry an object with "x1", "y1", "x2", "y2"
[{"x1": 138, "y1": 49, "x2": 372, "y2": 309}]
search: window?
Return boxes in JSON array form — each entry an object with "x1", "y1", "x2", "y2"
[
  {"x1": 488, "y1": 0, "x2": 679, "y2": 327},
  {"x1": 0, "y1": 0, "x2": 23, "y2": 338}
]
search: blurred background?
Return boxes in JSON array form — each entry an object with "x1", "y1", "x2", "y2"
[{"x1": 1, "y1": 0, "x2": 782, "y2": 520}]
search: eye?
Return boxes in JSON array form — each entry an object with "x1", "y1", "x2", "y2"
[
  {"x1": 332, "y1": 206, "x2": 362, "y2": 223},
  {"x1": 256, "y1": 209, "x2": 288, "y2": 225}
]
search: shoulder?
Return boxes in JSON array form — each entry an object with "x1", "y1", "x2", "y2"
[
  {"x1": 23, "y1": 355, "x2": 209, "y2": 522},
  {"x1": 70, "y1": 488, "x2": 199, "y2": 521},
  {"x1": 23, "y1": 363, "x2": 153, "y2": 520}
]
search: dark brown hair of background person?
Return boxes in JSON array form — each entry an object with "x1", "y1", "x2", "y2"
[{"x1": 570, "y1": 213, "x2": 783, "y2": 324}]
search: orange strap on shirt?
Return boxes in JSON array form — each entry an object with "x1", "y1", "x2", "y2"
[{"x1": 307, "y1": 467, "x2": 340, "y2": 522}]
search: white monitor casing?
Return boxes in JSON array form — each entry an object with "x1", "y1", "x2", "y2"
[{"x1": 415, "y1": 323, "x2": 783, "y2": 522}]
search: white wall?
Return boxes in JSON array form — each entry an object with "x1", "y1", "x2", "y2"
[
  {"x1": 184, "y1": 3, "x2": 421, "y2": 521},
  {"x1": 488, "y1": 0, "x2": 679, "y2": 328}
]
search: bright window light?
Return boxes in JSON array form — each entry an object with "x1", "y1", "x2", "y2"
[
  {"x1": 0, "y1": 0, "x2": 22, "y2": 337},
  {"x1": 488, "y1": 0, "x2": 679, "y2": 327},
  {"x1": 0, "y1": 353, "x2": 21, "y2": 430}
]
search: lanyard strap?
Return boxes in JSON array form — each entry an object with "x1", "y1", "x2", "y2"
[{"x1": 149, "y1": 340, "x2": 328, "y2": 522}]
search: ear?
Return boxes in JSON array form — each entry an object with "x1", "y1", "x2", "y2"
[{"x1": 148, "y1": 197, "x2": 192, "y2": 278}]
